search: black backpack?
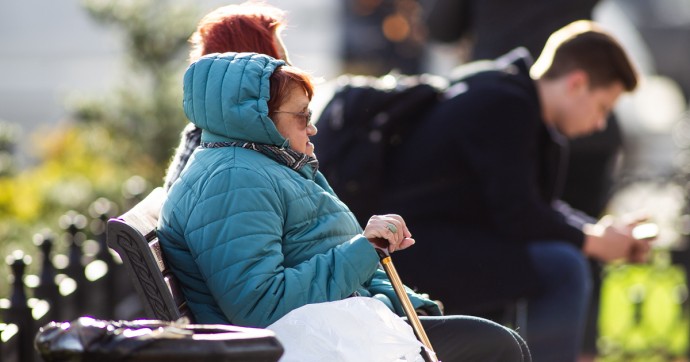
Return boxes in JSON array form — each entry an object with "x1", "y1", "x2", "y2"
[{"x1": 314, "y1": 73, "x2": 447, "y2": 226}]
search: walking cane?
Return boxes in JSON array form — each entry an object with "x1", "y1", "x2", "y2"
[{"x1": 372, "y1": 238, "x2": 439, "y2": 362}]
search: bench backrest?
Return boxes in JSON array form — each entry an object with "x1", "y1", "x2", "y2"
[{"x1": 106, "y1": 187, "x2": 194, "y2": 322}]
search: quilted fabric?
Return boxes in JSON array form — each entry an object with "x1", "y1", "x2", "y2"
[{"x1": 158, "y1": 52, "x2": 440, "y2": 328}]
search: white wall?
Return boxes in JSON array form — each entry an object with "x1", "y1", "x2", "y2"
[{"x1": 0, "y1": 1, "x2": 123, "y2": 134}]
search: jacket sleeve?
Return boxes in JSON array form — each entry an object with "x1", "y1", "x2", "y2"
[
  {"x1": 367, "y1": 269, "x2": 443, "y2": 316},
  {"x1": 186, "y1": 166, "x2": 380, "y2": 327}
]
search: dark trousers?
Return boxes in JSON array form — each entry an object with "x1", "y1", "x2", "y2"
[{"x1": 414, "y1": 315, "x2": 532, "y2": 362}]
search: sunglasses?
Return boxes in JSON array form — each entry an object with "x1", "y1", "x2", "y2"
[{"x1": 273, "y1": 109, "x2": 313, "y2": 128}]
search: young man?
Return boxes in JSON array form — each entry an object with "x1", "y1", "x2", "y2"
[{"x1": 382, "y1": 20, "x2": 651, "y2": 362}]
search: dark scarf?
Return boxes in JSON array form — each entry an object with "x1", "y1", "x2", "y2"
[{"x1": 201, "y1": 141, "x2": 319, "y2": 176}]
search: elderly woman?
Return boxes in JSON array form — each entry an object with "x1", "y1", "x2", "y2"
[{"x1": 158, "y1": 52, "x2": 530, "y2": 362}]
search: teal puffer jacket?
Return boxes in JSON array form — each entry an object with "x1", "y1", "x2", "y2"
[{"x1": 158, "y1": 52, "x2": 440, "y2": 328}]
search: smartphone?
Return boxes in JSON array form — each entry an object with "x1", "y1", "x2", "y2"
[{"x1": 632, "y1": 223, "x2": 659, "y2": 240}]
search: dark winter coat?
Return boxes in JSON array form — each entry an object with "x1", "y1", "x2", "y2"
[{"x1": 379, "y1": 50, "x2": 593, "y2": 314}]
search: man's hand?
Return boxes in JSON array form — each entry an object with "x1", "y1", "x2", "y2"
[{"x1": 582, "y1": 214, "x2": 656, "y2": 263}]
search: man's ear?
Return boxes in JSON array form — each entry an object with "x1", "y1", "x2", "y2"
[{"x1": 566, "y1": 69, "x2": 590, "y2": 94}]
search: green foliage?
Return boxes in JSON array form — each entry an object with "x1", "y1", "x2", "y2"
[
  {"x1": 0, "y1": 123, "x2": 156, "y2": 297},
  {"x1": 0, "y1": 120, "x2": 18, "y2": 177},
  {"x1": 82, "y1": 0, "x2": 197, "y2": 69},
  {"x1": 73, "y1": 0, "x2": 200, "y2": 167}
]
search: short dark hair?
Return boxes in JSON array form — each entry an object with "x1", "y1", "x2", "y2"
[{"x1": 531, "y1": 20, "x2": 638, "y2": 91}]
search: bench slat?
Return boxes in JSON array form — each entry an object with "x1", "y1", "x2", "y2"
[{"x1": 106, "y1": 187, "x2": 193, "y2": 322}]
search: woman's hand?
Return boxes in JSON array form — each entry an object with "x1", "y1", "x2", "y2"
[{"x1": 363, "y1": 214, "x2": 415, "y2": 253}]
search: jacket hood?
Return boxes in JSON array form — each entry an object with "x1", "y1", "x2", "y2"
[{"x1": 183, "y1": 52, "x2": 287, "y2": 145}]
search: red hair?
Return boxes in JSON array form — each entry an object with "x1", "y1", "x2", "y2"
[
  {"x1": 189, "y1": 1, "x2": 286, "y2": 62},
  {"x1": 267, "y1": 66, "x2": 314, "y2": 114}
]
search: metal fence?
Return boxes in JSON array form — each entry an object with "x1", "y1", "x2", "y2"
[{"x1": 0, "y1": 200, "x2": 143, "y2": 362}]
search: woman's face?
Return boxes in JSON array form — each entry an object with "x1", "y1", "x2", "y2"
[{"x1": 272, "y1": 85, "x2": 317, "y2": 156}]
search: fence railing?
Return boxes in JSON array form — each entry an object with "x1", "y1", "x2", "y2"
[{"x1": 0, "y1": 198, "x2": 144, "y2": 362}]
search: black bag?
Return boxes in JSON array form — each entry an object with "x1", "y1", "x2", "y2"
[{"x1": 314, "y1": 73, "x2": 447, "y2": 226}]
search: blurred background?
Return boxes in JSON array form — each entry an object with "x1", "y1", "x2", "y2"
[{"x1": 1, "y1": 0, "x2": 690, "y2": 360}]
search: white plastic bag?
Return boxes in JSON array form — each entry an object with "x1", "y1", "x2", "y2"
[{"x1": 267, "y1": 297, "x2": 426, "y2": 362}]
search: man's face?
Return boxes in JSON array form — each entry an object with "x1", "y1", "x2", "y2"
[{"x1": 557, "y1": 80, "x2": 625, "y2": 138}]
